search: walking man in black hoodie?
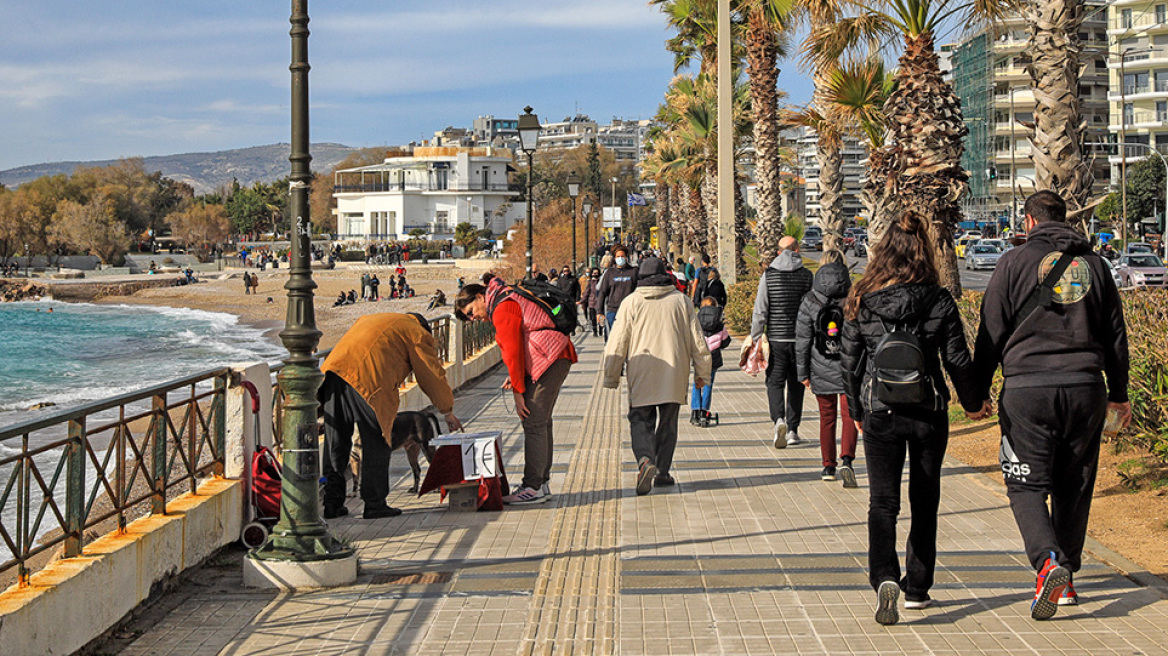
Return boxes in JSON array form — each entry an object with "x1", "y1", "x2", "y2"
[{"x1": 973, "y1": 190, "x2": 1130, "y2": 621}]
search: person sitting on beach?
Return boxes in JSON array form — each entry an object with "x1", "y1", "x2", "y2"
[
  {"x1": 149, "y1": 260, "x2": 157, "y2": 272},
  {"x1": 345, "y1": 290, "x2": 357, "y2": 305},
  {"x1": 426, "y1": 289, "x2": 446, "y2": 310},
  {"x1": 334, "y1": 292, "x2": 347, "y2": 307}
]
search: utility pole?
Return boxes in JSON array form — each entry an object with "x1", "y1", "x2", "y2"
[{"x1": 716, "y1": 0, "x2": 736, "y2": 284}]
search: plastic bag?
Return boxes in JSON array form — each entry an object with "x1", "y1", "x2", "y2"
[{"x1": 739, "y1": 335, "x2": 769, "y2": 377}]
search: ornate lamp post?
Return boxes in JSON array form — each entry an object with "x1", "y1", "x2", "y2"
[
  {"x1": 517, "y1": 107, "x2": 540, "y2": 279},
  {"x1": 566, "y1": 172, "x2": 581, "y2": 273},
  {"x1": 247, "y1": 0, "x2": 352, "y2": 574},
  {"x1": 582, "y1": 199, "x2": 593, "y2": 269}
]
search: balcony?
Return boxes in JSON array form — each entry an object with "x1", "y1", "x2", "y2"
[
  {"x1": 1107, "y1": 80, "x2": 1168, "y2": 101},
  {"x1": 1111, "y1": 108, "x2": 1168, "y2": 130},
  {"x1": 1109, "y1": 14, "x2": 1168, "y2": 34},
  {"x1": 334, "y1": 182, "x2": 520, "y2": 194}
]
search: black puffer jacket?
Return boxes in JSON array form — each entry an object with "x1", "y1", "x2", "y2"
[
  {"x1": 795, "y1": 262, "x2": 851, "y2": 395},
  {"x1": 841, "y1": 283, "x2": 982, "y2": 418},
  {"x1": 697, "y1": 305, "x2": 730, "y2": 370}
]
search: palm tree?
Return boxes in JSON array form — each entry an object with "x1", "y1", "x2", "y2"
[
  {"x1": 1025, "y1": 0, "x2": 1093, "y2": 217},
  {"x1": 815, "y1": 0, "x2": 1009, "y2": 295},
  {"x1": 741, "y1": 0, "x2": 794, "y2": 260},
  {"x1": 821, "y1": 58, "x2": 899, "y2": 244}
]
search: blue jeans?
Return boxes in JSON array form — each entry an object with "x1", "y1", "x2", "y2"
[
  {"x1": 690, "y1": 370, "x2": 717, "y2": 411},
  {"x1": 604, "y1": 310, "x2": 618, "y2": 342}
]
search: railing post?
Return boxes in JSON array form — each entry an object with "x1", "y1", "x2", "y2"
[
  {"x1": 65, "y1": 417, "x2": 85, "y2": 558},
  {"x1": 188, "y1": 384, "x2": 198, "y2": 495},
  {"x1": 151, "y1": 393, "x2": 167, "y2": 515},
  {"x1": 213, "y1": 374, "x2": 227, "y2": 477},
  {"x1": 18, "y1": 433, "x2": 29, "y2": 587}
]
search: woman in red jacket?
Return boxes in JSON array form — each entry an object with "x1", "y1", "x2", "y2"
[{"x1": 455, "y1": 278, "x2": 577, "y2": 504}]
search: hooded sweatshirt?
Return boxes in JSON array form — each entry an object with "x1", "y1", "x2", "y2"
[
  {"x1": 597, "y1": 261, "x2": 639, "y2": 313},
  {"x1": 602, "y1": 259, "x2": 712, "y2": 406},
  {"x1": 750, "y1": 250, "x2": 814, "y2": 343},
  {"x1": 794, "y1": 262, "x2": 851, "y2": 395},
  {"x1": 698, "y1": 305, "x2": 731, "y2": 370},
  {"x1": 840, "y1": 283, "x2": 982, "y2": 418},
  {"x1": 972, "y1": 221, "x2": 1129, "y2": 402}
]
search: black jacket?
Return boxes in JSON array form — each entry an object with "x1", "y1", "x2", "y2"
[
  {"x1": 795, "y1": 262, "x2": 851, "y2": 395},
  {"x1": 597, "y1": 265, "x2": 639, "y2": 313},
  {"x1": 697, "y1": 305, "x2": 730, "y2": 370},
  {"x1": 750, "y1": 251, "x2": 814, "y2": 342},
  {"x1": 702, "y1": 277, "x2": 728, "y2": 308},
  {"x1": 554, "y1": 274, "x2": 581, "y2": 303},
  {"x1": 841, "y1": 283, "x2": 981, "y2": 418},
  {"x1": 972, "y1": 221, "x2": 1129, "y2": 402}
]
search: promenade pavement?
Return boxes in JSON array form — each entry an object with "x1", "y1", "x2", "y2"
[{"x1": 107, "y1": 333, "x2": 1168, "y2": 656}]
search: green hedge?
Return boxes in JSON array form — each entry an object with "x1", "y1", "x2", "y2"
[{"x1": 958, "y1": 289, "x2": 1168, "y2": 463}]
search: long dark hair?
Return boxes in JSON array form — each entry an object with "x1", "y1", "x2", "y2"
[{"x1": 844, "y1": 212, "x2": 938, "y2": 320}]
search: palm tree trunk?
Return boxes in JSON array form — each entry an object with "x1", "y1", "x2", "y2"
[
  {"x1": 865, "y1": 145, "x2": 901, "y2": 246},
  {"x1": 884, "y1": 31, "x2": 968, "y2": 297},
  {"x1": 689, "y1": 186, "x2": 708, "y2": 253},
  {"x1": 1026, "y1": 0, "x2": 1093, "y2": 222},
  {"x1": 671, "y1": 182, "x2": 687, "y2": 255},
  {"x1": 813, "y1": 66, "x2": 846, "y2": 254},
  {"x1": 656, "y1": 180, "x2": 671, "y2": 256},
  {"x1": 702, "y1": 158, "x2": 718, "y2": 256},
  {"x1": 747, "y1": 7, "x2": 783, "y2": 260},
  {"x1": 734, "y1": 174, "x2": 748, "y2": 276}
]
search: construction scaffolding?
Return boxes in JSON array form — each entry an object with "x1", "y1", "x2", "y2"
[{"x1": 953, "y1": 29, "x2": 995, "y2": 225}]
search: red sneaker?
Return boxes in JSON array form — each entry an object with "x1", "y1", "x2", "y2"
[
  {"x1": 1059, "y1": 580, "x2": 1079, "y2": 606},
  {"x1": 1031, "y1": 552, "x2": 1070, "y2": 620}
]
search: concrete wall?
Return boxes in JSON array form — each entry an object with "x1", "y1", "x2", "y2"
[{"x1": 0, "y1": 479, "x2": 242, "y2": 656}]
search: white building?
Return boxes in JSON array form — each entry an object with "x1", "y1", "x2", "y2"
[
  {"x1": 537, "y1": 115, "x2": 648, "y2": 164},
  {"x1": 333, "y1": 146, "x2": 523, "y2": 241},
  {"x1": 797, "y1": 129, "x2": 867, "y2": 225}
]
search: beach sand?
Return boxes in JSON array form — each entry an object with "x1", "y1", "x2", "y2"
[{"x1": 95, "y1": 263, "x2": 487, "y2": 351}]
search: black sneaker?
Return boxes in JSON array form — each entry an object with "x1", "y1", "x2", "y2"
[
  {"x1": 363, "y1": 504, "x2": 403, "y2": 519},
  {"x1": 821, "y1": 466, "x2": 837, "y2": 481},
  {"x1": 323, "y1": 505, "x2": 349, "y2": 519},
  {"x1": 839, "y1": 457, "x2": 858, "y2": 488},
  {"x1": 653, "y1": 473, "x2": 676, "y2": 487},
  {"x1": 875, "y1": 580, "x2": 900, "y2": 625}
]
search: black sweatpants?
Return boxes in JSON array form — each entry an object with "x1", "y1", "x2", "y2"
[
  {"x1": 765, "y1": 341, "x2": 804, "y2": 432},
  {"x1": 320, "y1": 372, "x2": 391, "y2": 509},
  {"x1": 999, "y1": 383, "x2": 1107, "y2": 572},
  {"x1": 863, "y1": 407, "x2": 948, "y2": 601}
]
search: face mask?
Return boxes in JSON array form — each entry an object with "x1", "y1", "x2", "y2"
[{"x1": 616, "y1": 257, "x2": 627, "y2": 267}]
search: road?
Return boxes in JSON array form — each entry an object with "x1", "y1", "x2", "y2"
[{"x1": 803, "y1": 249, "x2": 996, "y2": 292}]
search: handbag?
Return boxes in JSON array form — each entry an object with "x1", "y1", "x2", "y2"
[{"x1": 739, "y1": 335, "x2": 770, "y2": 377}]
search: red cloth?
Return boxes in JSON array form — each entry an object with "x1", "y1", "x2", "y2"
[{"x1": 417, "y1": 442, "x2": 508, "y2": 511}]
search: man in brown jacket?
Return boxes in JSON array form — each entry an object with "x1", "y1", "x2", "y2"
[{"x1": 320, "y1": 312, "x2": 463, "y2": 519}]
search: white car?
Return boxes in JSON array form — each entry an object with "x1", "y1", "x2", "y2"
[
  {"x1": 965, "y1": 244, "x2": 1002, "y2": 270},
  {"x1": 976, "y1": 239, "x2": 1007, "y2": 252},
  {"x1": 1102, "y1": 257, "x2": 1124, "y2": 289}
]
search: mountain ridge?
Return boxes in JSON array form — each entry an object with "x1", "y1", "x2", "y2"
[{"x1": 0, "y1": 143, "x2": 360, "y2": 195}]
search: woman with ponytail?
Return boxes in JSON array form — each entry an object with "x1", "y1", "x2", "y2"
[{"x1": 840, "y1": 212, "x2": 988, "y2": 625}]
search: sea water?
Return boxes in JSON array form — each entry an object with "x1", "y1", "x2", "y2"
[{"x1": 0, "y1": 301, "x2": 286, "y2": 557}]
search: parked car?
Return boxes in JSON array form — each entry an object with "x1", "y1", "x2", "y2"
[
  {"x1": 976, "y1": 239, "x2": 1007, "y2": 252},
  {"x1": 958, "y1": 230, "x2": 983, "y2": 241},
  {"x1": 843, "y1": 228, "x2": 865, "y2": 251},
  {"x1": 1102, "y1": 256, "x2": 1124, "y2": 289},
  {"x1": 1126, "y1": 242, "x2": 1156, "y2": 255},
  {"x1": 955, "y1": 237, "x2": 975, "y2": 259},
  {"x1": 1116, "y1": 253, "x2": 1168, "y2": 287},
  {"x1": 801, "y1": 226, "x2": 824, "y2": 251},
  {"x1": 965, "y1": 244, "x2": 1002, "y2": 270}
]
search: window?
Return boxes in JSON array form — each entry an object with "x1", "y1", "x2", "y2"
[
  {"x1": 1157, "y1": 4, "x2": 1166, "y2": 24},
  {"x1": 1158, "y1": 101, "x2": 1167, "y2": 122},
  {"x1": 1122, "y1": 8, "x2": 1133, "y2": 29},
  {"x1": 1124, "y1": 103, "x2": 1135, "y2": 126}
]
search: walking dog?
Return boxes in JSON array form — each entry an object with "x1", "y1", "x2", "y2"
[{"x1": 348, "y1": 410, "x2": 441, "y2": 495}]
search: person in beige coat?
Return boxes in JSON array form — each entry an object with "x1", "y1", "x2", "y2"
[{"x1": 603, "y1": 257, "x2": 712, "y2": 495}]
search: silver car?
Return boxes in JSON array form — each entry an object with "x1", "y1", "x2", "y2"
[
  {"x1": 1116, "y1": 253, "x2": 1168, "y2": 287},
  {"x1": 965, "y1": 244, "x2": 1002, "y2": 270}
]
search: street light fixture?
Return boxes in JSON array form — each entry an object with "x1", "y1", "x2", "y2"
[
  {"x1": 517, "y1": 106, "x2": 540, "y2": 279},
  {"x1": 610, "y1": 177, "x2": 619, "y2": 241},
  {"x1": 582, "y1": 198, "x2": 593, "y2": 269},
  {"x1": 249, "y1": 0, "x2": 352, "y2": 568},
  {"x1": 566, "y1": 172, "x2": 581, "y2": 272}
]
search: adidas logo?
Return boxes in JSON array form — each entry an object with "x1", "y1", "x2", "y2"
[{"x1": 1000, "y1": 435, "x2": 1031, "y2": 479}]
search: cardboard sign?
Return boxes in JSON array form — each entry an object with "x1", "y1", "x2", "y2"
[{"x1": 431, "y1": 431, "x2": 503, "y2": 480}]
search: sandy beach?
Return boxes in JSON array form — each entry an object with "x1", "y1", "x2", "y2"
[{"x1": 93, "y1": 262, "x2": 492, "y2": 352}]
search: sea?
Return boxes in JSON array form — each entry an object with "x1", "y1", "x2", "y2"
[{"x1": 0, "y1": 300, "x2": 286, "y2": 559}]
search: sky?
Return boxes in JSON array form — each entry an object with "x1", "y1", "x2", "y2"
[{"x1": 0, "y1": 1, "x2": 815, "y2": 172}]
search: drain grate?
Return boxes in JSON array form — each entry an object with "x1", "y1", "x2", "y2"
[{"x1": 369, "y1": 571, "x2": 453, "y2": 585}]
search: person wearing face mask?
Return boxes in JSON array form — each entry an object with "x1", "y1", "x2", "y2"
[
  {"x1": 581, "y1": 267, "x2": 604, "y2": 336},
  {"x1": 597, "y1": 245, "x2": 639, "y2": 341},
  {"x1": 554, "y1": 264, "x2": 581, "y2": 305}
]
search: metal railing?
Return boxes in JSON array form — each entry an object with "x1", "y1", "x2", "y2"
[
  {"x1": 0, "y1": 368, "x2": 229, "y2": 585},
  {"x1": 463, "y1": 318, "x2": 497, "y2": 361},
  {"x1": 334, "y1": 182, "x2": 518, "y2": 194}
]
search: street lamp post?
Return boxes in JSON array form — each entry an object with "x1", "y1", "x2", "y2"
[
  {"x1": 610, "y1": 177, "x2": 619, "y2": 241},
  {"x1": 517, "y1": 107, "x2": 540, "y2": 279},
  {"x1": 567, "y1": 172, "x2": 581, "y2": 272},
  {"x1": 582, "y1": 199, "x2": 593, "y2": 269},
  {"x1": 249, "y1": 0, "x2": 351, "y2": 568}
]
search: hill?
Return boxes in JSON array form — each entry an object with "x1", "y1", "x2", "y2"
[{"x1": 0, "y1": 143, "x2": 359, "y2": 194}]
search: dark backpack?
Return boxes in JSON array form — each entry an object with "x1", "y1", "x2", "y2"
[
  {"x1": 491, "y1": 280, "x2": 579, "y2": 335},
  {"x1": 813, "y1": 301, "x2": 845, "y2": 360},
  {"x1": 871, "y1": 303, "x2": 935, "y2": 406}
]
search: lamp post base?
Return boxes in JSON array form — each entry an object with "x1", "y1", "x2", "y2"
[{"x1": 243, "y1": 549, "x2": 358, "y2": 590}]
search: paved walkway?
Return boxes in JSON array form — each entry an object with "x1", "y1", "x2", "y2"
[{"x1": 109, "y1": 335, "x2": 1168, "y2": 655}]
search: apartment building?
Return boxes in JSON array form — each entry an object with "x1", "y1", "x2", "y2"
[{"x1": 1110, "y1": 0, "x2": 1168, "y2": 179}]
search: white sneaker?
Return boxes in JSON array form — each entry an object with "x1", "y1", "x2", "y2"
[
  {"x1": 773, "y1": 420, "x2": 788, "y2": 449},
  {"x1": 541, "y1": 482, "x2": 552, "y2": 499},
  {"x1": 786, "y1": 430, "x2": 802, "y2": 446},
  {"x1": 502, "y1": 486, "x2": 548, "y2": 505},
  {"x1": 904, "y1": 597, "x2": 933, "y2": 610}
]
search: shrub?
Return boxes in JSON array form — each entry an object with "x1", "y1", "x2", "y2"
[{"x1": 724, "y1": 273, "x2": 759, "y2": 335}]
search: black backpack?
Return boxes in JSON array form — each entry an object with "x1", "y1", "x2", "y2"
[
  {"x1": 871, "y1": 307, "x2": 934, "y2": 407},
  {"x1": 813, "y1": 301, "x2": 845, "y2": 360},
  {"x1": 490, "y1": 280, "x2": 579, "y2": 335}
]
